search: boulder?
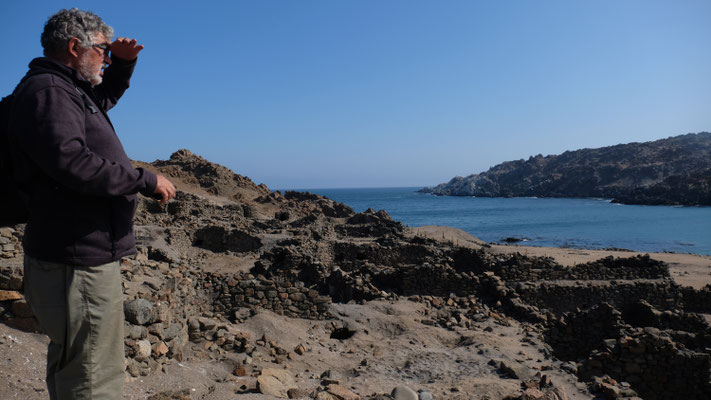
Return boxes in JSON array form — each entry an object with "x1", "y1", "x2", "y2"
[
  {"x1": 257, "y1": 368, "x2": 296, "y2": 398},
  {"x1": 391, "y1": 385, "x2": 418, "y2": 400},
  {"x1": 124, "y1": 299, "x2": 154, "y2": 325}
]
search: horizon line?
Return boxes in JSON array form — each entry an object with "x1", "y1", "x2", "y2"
[{"x1": 273, "y1": 185, "x2": 430, "y2": 192}]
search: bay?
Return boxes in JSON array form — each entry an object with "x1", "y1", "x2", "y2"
[{"x1": 294, "y1": 187, "x2": 711, "y2": 256}]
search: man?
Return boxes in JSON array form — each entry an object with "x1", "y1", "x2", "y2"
[{"x1": 8, "y1": 9, "x2": 175, "y2": 399}]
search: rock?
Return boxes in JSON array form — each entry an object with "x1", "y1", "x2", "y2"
[
  {"x1": 522, "y1": 388, "x2": 545, "y2": 400},
  {"x1": 553, "y1": 387, "x2": 568, "y2": 400},
  {"x1": 257, "y1": 368, "x2": 296, "y2": 398},
  {"x1": 10, "y1": 300, "x2": 34, "y2": 318},
  {"x1": 135, "y1": 339, "x2": 152, "y2": 360},
  {"x1": 6, "y1": 317, "x2": 39, "y2": 332},
  {"x1": 152, "y1": 341, "x2": 169, "y2": 357},
  {"x1": 148, "y1": 324, "x2": 164, "y2": 338},
  {"x1": 167, "y1": 339, "x2": 183, "y2": 361},
  {"x1": 326, "y1": 384, "x2": 360, "y2": 400},
  {"x1": 187, "y1": 317, "x2": 200, "y2": 329},
  {"x1": 126, "y1": 362, "x2": 140, "y2": 378},
  {"x1": 418, "y1": 390, "x2": 434, "y2": 400},
  {"x1": 198, "y1": 317, "x2": 217, "y2": 331},
  {"x1": 124, "y1": 299, "x2": 154, "y2": 325},
  {"x1": 294, "y1": 343, "x2": 306, "y2": 355},
  {"x1": 392, "y1": 385, "x2": 418, "y2": 400},
  {"x1": 601, "y1": 383, "x2": 621, "y2": 399},
  {"x1": 128, "y1": 325, "x2": 146, "y2": 339},
  {"x1": 287, "y1": 388, "x2": 311, "y2": 398},
  {"x1": 8, "y1": 275, "x2": 23, "y2": 291},
  {"x1": 163, "y1": 323, "x2": 182, "y2": 341},
  {"x1": 234, "y1": 308, "x2": 251, "y2": 320},
  {"x1": 234, "y1": 365, "x2": 249, "y2": 377},
  {"x1": 560, "y1": 361, "x2": 577, "y2": 374},
  {"x1": 315, "y1": 392, "x2": 338, "y2": 400},
  {"x1": 499, "y1": 360, "x2": 534, "y2": 380},
  {"x1": 0, "y1": 290, "x2": 23, "y2": 301},
  {"x1": 153, "y1": 302, "x2": 172, "y2": 323}
]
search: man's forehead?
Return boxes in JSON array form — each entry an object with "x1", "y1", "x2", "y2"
[{"x1": 92, "y1": 32, "x2": 110, "y2": 44}]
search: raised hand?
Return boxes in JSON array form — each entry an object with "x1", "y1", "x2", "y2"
[{"x1": 110, "y1": 37, "x2": 144, "y2": 61}]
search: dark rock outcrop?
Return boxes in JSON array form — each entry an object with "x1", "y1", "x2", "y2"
[{"x1": 422, "y1": 132, "x2": 711, "y2": 205}]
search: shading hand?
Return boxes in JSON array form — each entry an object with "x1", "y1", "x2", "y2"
[{"x1": 110, "y1": 37, "x2": 144, "y2": 61}]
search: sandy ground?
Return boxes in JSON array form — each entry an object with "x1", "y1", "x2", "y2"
[
  {"x1": 410, "y1": 225, "x2": 711, "y2": 289},
  {"x1": 1, "y1": 298, "x2": 592, "y2": 400}
]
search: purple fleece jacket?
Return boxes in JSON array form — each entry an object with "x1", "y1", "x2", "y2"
[{"x1": 8, "y1": 57, "x2": 157, "y2": 266}]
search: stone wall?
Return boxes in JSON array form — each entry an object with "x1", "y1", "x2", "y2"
[
  {"x1": 622, "y1": 299, "x2": 710, "y2": 334},
  {"x1": 331, "y1": 242, "x2": 442, "y2": 271},
  {"x1": 203, "y1": 271, "x2": 332, "y2": 321},
  {"x1": 546, "y1": 303, "x2": 625, "y2": 361},
  {"x1": 0, "y1": 227, "x2": 23, "y2": 260},
  {"x1": 578, "y1": 328, "x2": 711, "y2": 400},
  {"x1": 492, "y1": 254, "x2": 669, "y2": 282},
  {"x1": 370, "y1": 264, "x2": 480, "y2": 298},
  {"x1": 514, "y1": 280, "x2": 682, "y2": 315},
  {"x1": 679, "y1": 286, "x2": 711, "y2": 313}
]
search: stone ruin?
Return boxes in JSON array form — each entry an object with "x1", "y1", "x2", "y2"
[{"x1": 2, "y1": 150, "x2": 711, "y2": 399}]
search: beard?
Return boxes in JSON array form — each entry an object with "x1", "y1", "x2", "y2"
[{"x1": 78, "y1": 54, "x2": 104, "y2": 86}]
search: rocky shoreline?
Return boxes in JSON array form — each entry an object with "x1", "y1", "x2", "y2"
[
  {"x1": 421, "y1": 132, "x2": 711, "y2": 206},
  {"x1": 2, "y1": 149, "x2": 711, "y2": 399}
]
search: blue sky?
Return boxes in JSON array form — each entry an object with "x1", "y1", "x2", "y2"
[{"x1": 2, "y1": 1, "x2": 710, "y2": 189}]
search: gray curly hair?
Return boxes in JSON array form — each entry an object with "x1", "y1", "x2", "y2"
[{"x1": 41, "y1": 8, "x2": 114, "y2": 57}]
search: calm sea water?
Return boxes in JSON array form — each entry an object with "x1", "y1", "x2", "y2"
[{"x1": 293, "y1": 187, "x2": 711, "y2": 255}]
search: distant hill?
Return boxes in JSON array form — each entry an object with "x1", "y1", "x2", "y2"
[{"x1": 421, "y1": 132, "x2": 711, "y2": 206}]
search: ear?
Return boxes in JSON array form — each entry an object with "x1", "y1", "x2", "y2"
[{"x1": 67, "y1": 37, "x2": 81, "y2": 58}]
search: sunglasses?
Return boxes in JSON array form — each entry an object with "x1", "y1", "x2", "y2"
[{"x1": 91, "y1": 42, "x2": 110, "y2": 56}]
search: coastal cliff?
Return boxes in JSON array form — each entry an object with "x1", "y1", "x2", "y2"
[{"x1": 421, "y1": 132, "x2": 711, "y2": 206}]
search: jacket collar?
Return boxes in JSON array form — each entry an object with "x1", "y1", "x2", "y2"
[{"x1": 27, "y1": 57, "x2": 92, "y2": 87}]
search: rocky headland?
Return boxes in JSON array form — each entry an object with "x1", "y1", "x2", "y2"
[
  {"x1": 2, "y1": 149, "x2": 711, "y2": 399},
  {"x1": 421, "y1": 132, "x2": 711, "y2": 206}
]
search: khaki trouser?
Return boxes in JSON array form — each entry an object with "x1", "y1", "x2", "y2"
[{"x1": 23, "y1": 255, "x2": 125, "y2": 400}]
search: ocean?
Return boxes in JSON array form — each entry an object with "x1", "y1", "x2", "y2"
[{"x1": 293, "y1": 187, "x2": 711, "y2": 256}]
